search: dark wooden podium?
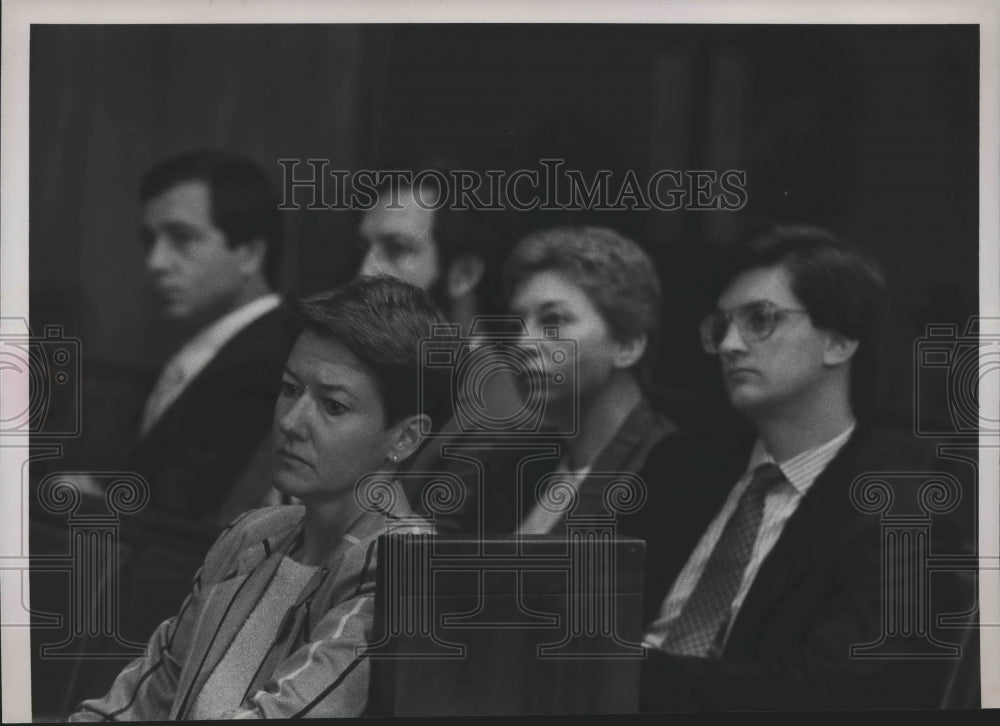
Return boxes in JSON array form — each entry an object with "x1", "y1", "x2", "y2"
[{"x1": 368, "y1": 535, "x2": 646, "y2": 716}]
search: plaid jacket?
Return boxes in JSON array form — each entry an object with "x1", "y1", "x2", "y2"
[{"x1": 70, "y1": 482, "x2": 430, "y2": 720}]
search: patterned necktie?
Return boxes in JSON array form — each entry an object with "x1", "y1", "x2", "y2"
[{"x1": 661, "y1": 462, "x2": 787, "y2": 657}]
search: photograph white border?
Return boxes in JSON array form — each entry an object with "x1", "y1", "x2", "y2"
[{"x1": 2, "y1": 0, "x2": 997, "y2": 720}]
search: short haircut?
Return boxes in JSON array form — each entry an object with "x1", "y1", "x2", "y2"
[
  {"x1": 139, "y1": 151, "x2": 284, "y2": 288},
  {"x1": 292, "y1": 276, "x2": 447, "y2": 426},
  {"x1": 713, "y1": 224, "x2": 888, "y2": 419},
  {"x1": 372, "y1": 157, "x2": 513, "y2": 315},
  {"x1": 502, "y1": 226, "x2": 663, "y2": 385}
]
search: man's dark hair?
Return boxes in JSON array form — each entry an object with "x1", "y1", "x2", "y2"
[
  {"x1": 371, "y1": 157, "x2": 512, "y2": 315},
  {"x1": 713, "y1": 225, "x2": 888, "y2": 419},
  {"x1": 293, "y1": 276, "x2": 447, "y2": 427},
  {"x1": 140, "y1": 150, "x2": 284, "y2": 288}
]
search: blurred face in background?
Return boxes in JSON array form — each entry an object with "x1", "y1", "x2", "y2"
[
  {"x1": 141, "y1": 180, "x2": 259, "y2": 326},
  {"x1": 357, "y1": 185, "x2": 442, "y2": 292},
  {"x1": 508, "y1": 270, "x2": 630, "y2": 417}
]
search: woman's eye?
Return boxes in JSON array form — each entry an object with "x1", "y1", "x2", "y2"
[
  {"x1": 540, "y1": 312, "x2": 565, "y2": 326},
  {"x1": 280, "y1": 381, "x2": 299, "y2": 398},
  {"x1": 322, "y1": 399, "x2": 347, "y2": 416}
]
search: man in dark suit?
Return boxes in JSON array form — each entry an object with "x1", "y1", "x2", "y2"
[
  {"x1": 637, "y1": 226, "x2": 971, "y2": 710},
  {"x1": 57, "y1": 152, "x2": 299, "y2": 711},
  {"x1": 125, "y1": 151, "x2": 297, "y2": 522}
]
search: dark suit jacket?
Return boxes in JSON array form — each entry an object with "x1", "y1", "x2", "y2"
[
  {"x1": 635, "y1": 423, "x2": 973, "y2": 711},
  {"x1": 496, "y1": 399, "x2": 677, "y2": 536},
  {"x1": 124, "y1": 304, "x2": 299, "y2": 522},
  {"x1": 403, "y1": 398, "x2": 676, "y2": 537}
]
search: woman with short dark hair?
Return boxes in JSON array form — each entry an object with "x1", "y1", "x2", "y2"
[
  {"x1": 71, "y1": 277, "x2": 444, "y2": 720},
  {"x1": 496, "y1": 226, "x2": 676, "y2": 534}
]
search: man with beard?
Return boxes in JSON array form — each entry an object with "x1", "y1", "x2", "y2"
[
  {"x1": 357, "y1": 159, "x2": 506, "y2": 332},
  {"x1": 355, "y1": 159, "x2": 517, "y2": 529}
]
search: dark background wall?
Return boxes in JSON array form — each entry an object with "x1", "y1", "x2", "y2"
[
  {"x1": 30, "y1": 24, "x2": 979, "y2": 469},
  {"x1": 25, "y1": 23, "x2": 981, "y2": 721}
]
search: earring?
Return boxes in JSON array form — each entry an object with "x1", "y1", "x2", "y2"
[{"x1": 389, "y1": 453, "x2": 398, "y2": 463}]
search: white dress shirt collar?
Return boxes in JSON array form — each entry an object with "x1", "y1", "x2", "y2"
[
  {"x1": 173, "y1": 293, "x2": 283, "y2": 380},
  {"x1": 139, "y1": 294, "x2": 282, "y2": 437},
  {"x1": 745, "y1": 421, "x2": 857, "y2": 496}
]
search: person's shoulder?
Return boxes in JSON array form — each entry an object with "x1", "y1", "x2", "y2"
[
  {"x1": 352, "y1": 481, "x2": 435, "y2": 544},
  {"x1": 210, "y1": 298, "x2": 299, "y2": 367},
  {"x1": 634, "y1": 418, "x2": 752, "y2": 515},
  {"x1": 643, "y1": 413, "x2": 755, "y2": 468},
  {"x1": 646, "y1": 384, "x2": 746, "y2": 436},
  {"x1": 206, "y1": 505, "x2": 304, "y2": 566},
  {"x1": 231, "y1": 504, "x2": 305, "y2": 536},
  {"x1": 847, "y1": 420, "x2": 940, "y2": 470},
  {"x1": 377, "y1": 489, "x2": 435, "y2": 537},
  {"x1": 265, "y1": 297, "x2": 303, "y2": 338}
]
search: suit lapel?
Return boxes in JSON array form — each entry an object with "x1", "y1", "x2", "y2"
[
  {"x1": 636, "y1": 430, "x2": 747, "y2": 624},
  {"x1": 137, "y1": 305, "x2": 288, "y2": 447},
  {"x1": 725, "y1": 427, "x2": 880, "y2": 649},
  {"x1": 514, "y1": 449, "x2": 563, "y2": 526},
  {"x1": 552, "y1": 401, "x2": 676, "y2": 533}
]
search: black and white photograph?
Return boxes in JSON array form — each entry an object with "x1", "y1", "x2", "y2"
[{"x1": 1, "y1": 0, "x2": 997, "y2": 720}]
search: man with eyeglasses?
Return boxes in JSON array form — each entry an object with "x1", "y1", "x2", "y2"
[{"x1": 635, "y1": 225, "x2": 969, "y2": 710}]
